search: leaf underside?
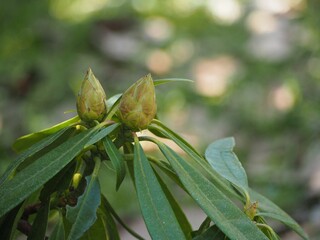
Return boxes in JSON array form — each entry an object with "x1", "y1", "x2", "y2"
[{"x1": 205, "y1": 137, "x2": 249, "y2": 192}]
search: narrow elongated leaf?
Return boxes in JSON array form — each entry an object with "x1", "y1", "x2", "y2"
[
  {"x1": 50, "y1": 211, "x2": 65, "y2": 240},
  {"x1": 154, "y1": 78, "x2": 194, "y2": 86},
  {"x1": 149, "y1": 122, "x2": 240, "y2": 201},
  {"x1": 66, "y1": 159, "x2": 101, "y2": 240},
  {"x1": 103, "y1": 136, "x2": 126, "y2": 190},
  {"x1": 105, "y1": 95, "x2": 122, "y2": 120},
  {"x1": 85, "y1": 123, "x2": 120, "y2": 147},
  {"x1": 149, "y1": 122, "x2": 308, "y2": 239},
  {"x1": 147, "y1": 155, "x2": 185, "y2": 191},
  {"x1": 28, "y1": 199, "x2": 50, "y2": 240},
  {"x1": 62, "y1": 216, "x2": 72, "y2": 239},
  {"x1": 250, "y1": 189, "x2": 309, "y2": 240},
  {"x1": 16, "y1": 128, "x2": 77, "y2": 173},
  {"x1": 0, "y1": 127, "x2": 71, "y2": 186},
  {"x1": 0, "y1": 202, "x2": 25, "y2": 240},
  {"x1": 156, "y1": 142, "x2": 268, "y2": 240},
  {"x1": 154, "y1": 171, "x2": 192, "y2": 238},
  {"x1": 134, "y1": 139, "x2": 187, "y2": 240},
  {"x1": 40, "y1": 161, "x2": 76, "y2": 202},
  {"x1": 106, "y1": 94, "x2": 122, "y2": 110},
  {"x1": 81, "y1": 195, "x2": 120, "y2": 240},
  {"x1": 151, "y1": 120, "x2": 307, "y2": 239},
  {"x1": 193, "y1": 225, "x2": 226, "y2": 240},
  {"x1": 149, "y1": 120, "x2": 201, "y2": 157},
  {"x1": 148, "y1": 125, "x2": 170, "y2": 139},
  {"x1": 0, "y1": 128, "x2": 97, "y2": 218},
  {"x1": 100, "y1": 195, "x2": 120, "y2": 240},
  {"x1": 205, "y1": 137, "x2": 249, "y2": 192},
  {"x1": 13, "y1": 116, "x2": 79, "y2": 152}
]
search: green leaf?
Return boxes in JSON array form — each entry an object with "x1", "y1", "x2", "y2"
[
  {"x1": 0, "y1": 202, "x2": 25, "y2": 240},
  {"x1": 66, "y1": 159, "x2": 101, "y2": 240},
  {"x1": 105, "y1": 94, "x2": 122, "y2": 121},
  {"x1": 154, "y1": 170, "x2": 192, "y2": 238},
  {"x1": 103, "y1": 136, "x2": 126, "y2": 190},
  {"x1": 40, "y1": 161, "x2": 76, "y2": 201},
  {"x1": 50, "y1": 211, "x2": 65, "y2": 240},
  {"x1": 81, "y1": 195, "x2": 120, "y2": 240},
  {"x1": 205, "y1": 137, "x2": 249, "y2": 192},
  {"x1": 154, "y1": 78, "x2": 194, "y2": 86},
  {"x1": 250, "y1": 189, "x2": 310, "y2": 240},
  {"x1": 156, "y1": 142, "x2": 268, "y2": 240},
  {"x1": 0, "y1": 128, "x2": 97, "y2": 218},
  {"x1": 145, "y1": 155, "x2": 184, "y2": 190},
  {"x1": 148, "y1": 125, "x2": 170, "y2": 139},
  {"x1": 28, "y1": 199, "x2": 50, "y2": 240},
  {"x1": 106, "y1": 94, "x2": 122, "y2": 110},
  {"x1": 149, "y1": 121, "x2": 240, "y2": 201},
  {"x1": 1, "y1": 127, "x2": 71, "y2": 186},
  {"x1": 100, "y1": 195, "x2": 120, "y2": 240},
  {"x1": 13, "y1": 116, "x2": 79, "y2": 152},
  {"x1": 149, "y1": 120, "x2": 201, "y2": 158},
  {"x1": 133, "y1": 138, "x2": 187, "y2": 240},
  {"x1": 193, "y1": 225, "x2": 226, "y2": 240},
  {"x1": 16, "y1": 128, "x2": 77, "y2": 173},
  {"x1": 62, "y1": 215, "x2": 72, "y2": 239},
  {"x1": 85, "y1": 123, "x2": 120, "y2": 147}
]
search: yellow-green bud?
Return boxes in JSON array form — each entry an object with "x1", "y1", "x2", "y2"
[
  {"x1": 76, "y1": 68, "x2": 107, "y2": 122},
  {"x1": 244, "y1": 201, "x2": 258, "y2": 220},
  {"x1": 118, "y1": 74, "x2": 157, "y2": 131},
  {"x1": 72, "y1": 173, "x2": 82, "y2": 189}
]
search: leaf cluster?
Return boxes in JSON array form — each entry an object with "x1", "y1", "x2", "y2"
[{"x1": 0, "y1": 78, "x2": 309, "y2": 240}]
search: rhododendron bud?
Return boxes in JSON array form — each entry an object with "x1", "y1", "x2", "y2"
[
  {"x1": 244, "y1": 201, "x2": 258, "y2": 220},
  {"x1": 76, "y1": 68, "x2": 107, "y2": 122},
  {"x1": 118, "y1": 74, "x2": 157, "y2": 131}
]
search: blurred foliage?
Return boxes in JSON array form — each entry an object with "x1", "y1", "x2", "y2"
[{"x1": 0, "y1": 0, "x2": 320, "y2": 238}]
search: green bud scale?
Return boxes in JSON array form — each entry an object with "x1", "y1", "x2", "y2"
[
  {"x1": 118, "y1": 74, "x2": 157, "y2": 131},
  {"x1": 76, "y1": 68, "x2": 107, "y2": 123}
]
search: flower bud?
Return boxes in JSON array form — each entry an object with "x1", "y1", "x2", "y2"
[
  {"x1": 76, "y1": 68, "x2": 107, "y2": 122},
  {"x1": 244, "y1": 201, "x2": 258, "y2": 220},
  {"x1": 72, "y1": 173, "x2": 82, "y2": 189},
  {"x1": 118, "y1": 74, "x2": 157, "y2": 131}
]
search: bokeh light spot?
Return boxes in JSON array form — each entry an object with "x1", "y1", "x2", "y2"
[
  {"x1": 270, "y1": 84, "x2": 295, "y2": 111},
  {"x1": 143, "y1": 17, "x2": 174, "y2": 43},
  {"x1": 146, "y1": 50, "x2": 173, "y2": 75},
  {"x1": 193, "y1": 56, "x2": 238, "y2": 97},
  {"x1": 246, "y1": 10, "x2": 278, "y2": 34},
  {"x1": 206, "y1": 0, "x2": 243, "y2": 25}
]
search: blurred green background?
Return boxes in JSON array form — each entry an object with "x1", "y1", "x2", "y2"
[{"x1": 1, "y1": 0, "x2": 319, "y2": 239}]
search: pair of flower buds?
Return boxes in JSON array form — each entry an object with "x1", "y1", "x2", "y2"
[{"x1": 76, "y1": 69, "x2": 157, "y2": 131}]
